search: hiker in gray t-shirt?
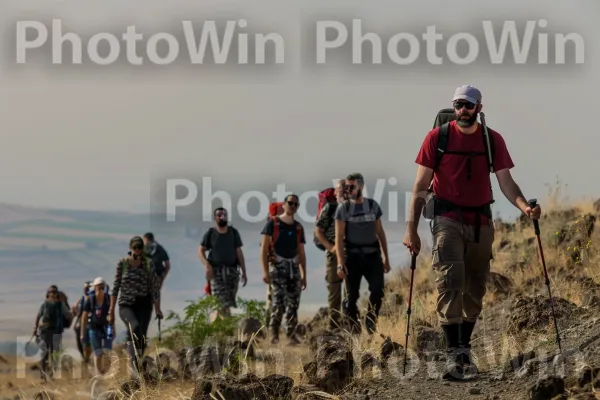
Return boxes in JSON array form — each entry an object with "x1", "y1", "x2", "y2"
[{"x1": 334, "y1": 173, "x2": 391, "y2": 335}]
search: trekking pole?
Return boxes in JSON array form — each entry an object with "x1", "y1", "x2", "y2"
[
  {"x1": 528, "y1": 199, "x2": 562, "y2": 354},
  {"x1": 157, "y1": 317, "x2": 162, "y2": 344},
  {"x1": 403, "y1": 252, "x2": 418, "y2": 375}
]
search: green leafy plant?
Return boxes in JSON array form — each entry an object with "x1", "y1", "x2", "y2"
[{"x1": 159, "y1": 296, "x2": 265, "y2": 349}]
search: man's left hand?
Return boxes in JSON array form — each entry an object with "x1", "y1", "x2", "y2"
[
  {"x1": 383, "y1": 259, "x2": 391, "y2": 273},
  {"x1": 241, "y1": 272, "x2": 248, "y2": 287},
  {"x1": 525, "y1": 204, "x2": 542, "y2": 220}
]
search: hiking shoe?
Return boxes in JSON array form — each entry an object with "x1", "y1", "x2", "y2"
[
  {"x1": 270, "y1": 335, "x2": 279, "y2": 345},
  {"x1": 460, "y1": 347, "x2": 478, "y2": 375},
  {"x1": 287, "y1": 335, "x2": 301, "y2": 346},
  {"x1": 442, "y1": 348, "x2": 464, "y2": 380}
]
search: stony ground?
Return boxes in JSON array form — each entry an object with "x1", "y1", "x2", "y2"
[{"x1": 1, "y1": 196, "x2": 599, "y2": 399}]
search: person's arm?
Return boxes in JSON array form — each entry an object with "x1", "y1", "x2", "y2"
[
  {"x1": 109, "y1": 260, "x2": 123, "y2": 319},
  {"x1": 33, "y1": 303, "x2": 43, "y2": 334},
  {"x1": 496, "y1": 169, "x2": 529, "y2": 213},
  {"x1": 80, "y1": 299, "x2": 90, "y2": 339},
  {"x1": 150, "y1": 266, "x2": 162, "y2": 314},
  {"x1": 233, "y1": 229, "x2": 247, "y2": 284},
  {"x1": 298, "y1": 225, "x2": 307, "y2": 288},
  {"x1": 198, "y1": 230, "x2": 213, "y2": 271},
  {"x1": 334, "y1": 203, "x2": 346, "y2": 267},
  {"x1": 374, "y1": 202, "x2": 389, "y2": 264},
  {"x1": 71, "y1": 298, "x2": 81, "y2": 315},
  {"x1": 260, "y1": 220, "x2": 274, "y2": 277},
  {"x1": 407, "y1": 165, "x2": 434, "y2": 233},
  {"x1": 160, "y1": 246, "x2": 171, "y2": 279},
  {"x1": 315, "y1": 203, "x2": 335, "y2": 251}
]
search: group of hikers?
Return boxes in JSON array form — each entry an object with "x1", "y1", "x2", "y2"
[
  {"x1": 31, "y1": 85, "x2": 542, "y2": 382},
  {"x1": 32, "y1": 233, "x2": 169, "y2": 381}
]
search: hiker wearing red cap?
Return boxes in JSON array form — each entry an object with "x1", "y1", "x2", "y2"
[
  {"x1": 198, "y1": 207, "x2": 248, "y2": 317},
  {"x1": 403, "y1": 85, "x2": 541, "y2": 380}
]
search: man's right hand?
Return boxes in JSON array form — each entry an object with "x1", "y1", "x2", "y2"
[
  {"x1": 107, "y1": 313, "x2": 114, "y2": 324},
  {"x1": 205, "y1": 265, "x2": 214, "y2": 281},
  {"x1": 262, "y1": 271, "x2": 270, "y2": 285},
  {"x1": 402, "y1": 230, "x2": 421, "y2": 255}
]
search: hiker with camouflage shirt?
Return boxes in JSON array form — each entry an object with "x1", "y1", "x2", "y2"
[
  {"x1": 315, "y1": 179, "x2": 346, "y2": 330},
  {"x1": 260, "y1": 194, "x2": 307, "y2": 345},
  {"x1": 110, "y1": 236, "x2": 163, "y2": 376},
  {"x1": 198, "y1": 207, "x2": 248, "y2": 317}
]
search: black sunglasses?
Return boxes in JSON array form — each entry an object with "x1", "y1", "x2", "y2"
[
  {"x1": 132, "y1": 245, "x2": 143, "y2": 250},
  {"x1": 453, "y1": 101, "x2": 476, "y2": 110},
  {"x1": 344, "y1": 184, "x2": 356, "y2": 191},
  {"x1": 215, "y1": 212, "x2": 227, "y2": 218},
  {"x1": 286, "y1": 201, "x2": 299, "y2": 207}
]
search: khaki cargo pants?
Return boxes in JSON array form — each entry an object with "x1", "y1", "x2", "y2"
[{"x1": 431, "y1": 216, "x2": 494, "y2": 325}]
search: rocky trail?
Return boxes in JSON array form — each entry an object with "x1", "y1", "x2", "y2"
[{"x1": 1, "y1": 199, "x2": 599, "y2": 399}]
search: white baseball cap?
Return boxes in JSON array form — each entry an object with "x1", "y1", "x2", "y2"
[{"x1": 93, "y1": 277, "x2": 105, "y2": 286}]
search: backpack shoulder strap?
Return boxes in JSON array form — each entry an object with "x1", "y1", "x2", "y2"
[
  {"x1": 272, "y1": 217, "x2": 280, "y2": 245},
  {"x1": 434, "y1": 122, "x2": 450, "y2": 170},
  {"x1": 482, "y1": 125, "x2": 495, "y2": 173}
]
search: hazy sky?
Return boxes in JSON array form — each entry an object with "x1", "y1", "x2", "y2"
[{"x1": 1, "y1": 0, "x2": 598, "y2": 220}]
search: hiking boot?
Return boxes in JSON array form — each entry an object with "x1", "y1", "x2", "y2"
[
  {"x1": 441, "y1": 323, "x2": 464, "y2": 380},
  {"x1": 442, "y1": 348, "x2": 464, "y2": 380},
  {"x1": 287, "y1": 335, "x2": 301, "y2": 346},
  {"x1": 459, "y1": 346, "x2": 478, "y2": 375}
]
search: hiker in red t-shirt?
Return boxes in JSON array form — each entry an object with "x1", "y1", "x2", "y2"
[{"x1": 402, "y1": 85, "x2": 541, "y2": 380}]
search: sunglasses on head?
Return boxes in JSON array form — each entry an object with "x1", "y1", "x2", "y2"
[
  {"x1": 453, "y1": 101, "x2": 476, "y2": 110},
  {"x1": 286, "y1": 201, "x2": 299, "y2": 207}
]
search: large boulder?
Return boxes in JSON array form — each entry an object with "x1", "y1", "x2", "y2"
[{"x1": 302, "y1": 336, "x2": 354, "y2": 393}]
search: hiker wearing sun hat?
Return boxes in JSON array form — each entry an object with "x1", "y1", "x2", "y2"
[
  {"x1": 110, "y1": 236, "x2": 163, "y2": 376},
  {"x1": 80, "y1": 277, "x2": 113, "y2": 374}
]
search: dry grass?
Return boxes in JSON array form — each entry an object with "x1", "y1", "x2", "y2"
[{"x1": 2, "y1": 183, "x2": 598, "y2": 398}]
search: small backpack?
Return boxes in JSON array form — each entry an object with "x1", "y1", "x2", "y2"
[{"x1": 313, "y1": 188, "x2": 338, "y2": 251}]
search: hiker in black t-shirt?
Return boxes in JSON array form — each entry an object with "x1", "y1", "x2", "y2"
[
  {"x1": 198, "y1": 207, "x2": 248, "y2": 317},
  {"x1": 260, "y1": 194, "x2": 307, "y2": 345},
  {"x1": 143, "y1": 232, "x2": 170, "y2": 290}
]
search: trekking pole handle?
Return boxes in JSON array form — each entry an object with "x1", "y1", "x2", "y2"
[{"x1": 527, "y1": 199, "x2": 540, "y2": 235}]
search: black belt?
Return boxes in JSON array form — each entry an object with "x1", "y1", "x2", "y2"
[{"x1": 433, "y1": 196, "x2": 493, "y2": 243}]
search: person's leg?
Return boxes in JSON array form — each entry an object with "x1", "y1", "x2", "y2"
[
  {"x1": 39, "y1": 329, "x2": 53, "y2": 381},
  {"x1": 325, "y1": 251, "x2": 343, "y2": 330},
  {"x1": 265, "y1": 284, "x2": 272, "y2": 329},
  {"x1": 284, "y1": 262, "x2": 302, "y2": 341},
  {"x1": 269, "y1": 261, "x2": 286, "y2": 343},
  {"x1": 209, "y1": 265, "x2": 228, "y2": 317},
  {"x1": 343, "y1": 253, "x2": 364, "y2": 334},
  {"x1": 138, "y1": 296, "x2": 153, "y2": 357},
  {"x1": 82, "y1": 328, "x2": 92, "y2": 364},
  {"x1": 362, "y1": 252, "x2": 385, "y2": 335},
  {"x1": 431, "y1": 216, "x2": 467, "y2": 380},
  {"x1": 74, "y1": 325, "x2": 84, "y2": 360},
  {"x1": 461, "y1": 222, "x2": 494, "y2": 373},
  {"x1": 119, "y1": 304, "x2": 143, "y2": 373}
]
